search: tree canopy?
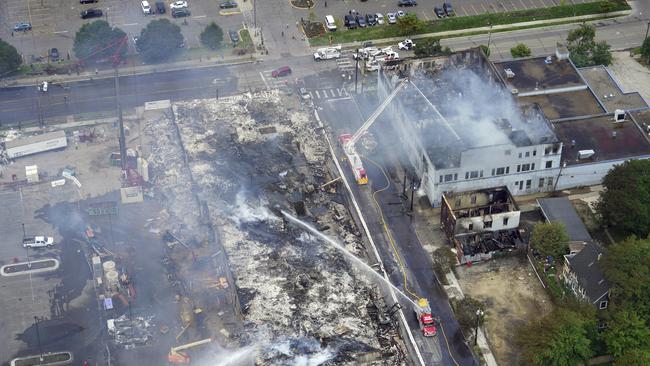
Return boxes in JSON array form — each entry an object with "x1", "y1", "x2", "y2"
[
  {"x1": 641, "y1": 37, "x2": 650, "y2": 63},
  {"x1": 139, "y1": 19, "x2": 184, "y2": 63},
  {"x1": 517, "y1": 308, "x2": 594, "y2": 366},
  {"x1": 602, "y1": 236, "x2": 650, "y2": 313},
  {"x1": 200, "y1": 22, "x2": 224, "y2": 50},
  {"x1": 530, "y1": 222, "x2": 569, "y2": 260},
  {"x1": 603, "y1": 308, "x2": 650, "y2": 358},
  {"x1": 397, "y1": 13, "x2": 424, "y2": 36},
  {"x1": 510, "y1": 43, "x2": 532, "y2": 58},
  {"x1": 73, "y1": 20, "x2": 127, "y2": 62},
  {"x1": 0, "y1": 38, "x2": 21, "y2": 74},
  {"x1": 596, "y1": 159, "x2": 650, "y2": 237},
  {"x1": 566, "y1": 23, "x2": 612, "y2": 67},
  {"x1": 413, "y1": 38, "x2": 449, "y2": 58}
]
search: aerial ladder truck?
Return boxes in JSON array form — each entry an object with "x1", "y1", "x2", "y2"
[
  {"x1": 339, "y1": 79, "x2": 410, "y2": 185},
  {"x1": 167, "y1": 338, "x2": 213, "y2": 364}
]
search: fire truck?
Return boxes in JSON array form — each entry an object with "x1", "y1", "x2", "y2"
[{"x1": 415, "y1": 298, "x2": 438, "y2": 337}]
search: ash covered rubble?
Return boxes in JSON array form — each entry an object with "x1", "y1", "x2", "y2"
[{"x1": 145, "y1": 90, "x2": 407, "y2": 364}]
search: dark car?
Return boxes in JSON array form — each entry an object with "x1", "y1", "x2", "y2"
[
  {"x1": 434, "y1": 6, "x2": 445, "y2": 18},
  {"x1": 13, "y1": 22, "x2": 32, "y2": 32},
  {"x1": 344, "y1": 15, "x2": 358, "y2": 29},
  {"x1": 271, "y1": 66, "x2": 291, "y2": 78},
  {"x1": 49, "y1": 48, "x2": 59, "y2": 61},
  {"x1": 220, "y1": 0, "x2": 238, "y2": 9},
  {"x1": 229, "y1": 30, "x2": 239, "y2": 43},
  {"x1": 156, "y1": 1, "x2": 165, "y2": 13},
  {"x1": 443, "y1": 2, "x2": 454, "y2": 16},
  {"x1": 398, "y1": 0, "x2": 417, "y2": 7},
  {"x1": 356, "y1": 15, "x2": 367, "y2": 27},
  {"x1": 366, "y1": 14, "x2": 376, "y2": 26},
  {"x1": 79, "y1": 0, "x2": 98, "y2": 3},
  {"x1": 171, "y1": 8, "x2": 190, "y2": 17},
  {"x1": 80, "y1": 9, "x2": 103, "y2": 19}
]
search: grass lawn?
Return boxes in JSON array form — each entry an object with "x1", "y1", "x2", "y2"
[
  {"x1": 238, "y1": 29, "x2": 254, "y2": 49},
  {"x1": 310, "y1": 0, "x2": 630, "y2": 46}
]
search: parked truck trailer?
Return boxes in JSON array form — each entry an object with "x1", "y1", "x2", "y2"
[{"x1": 4, "y1": 130, "x2": 67, "y2": 159}]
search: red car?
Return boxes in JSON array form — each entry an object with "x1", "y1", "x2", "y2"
[{"x1": 272, "y1": 66, "x2": 292, "y2": 78}]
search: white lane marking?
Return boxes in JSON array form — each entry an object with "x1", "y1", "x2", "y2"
[
  {"x1": 53, "y1": 30, "x2": 68, "y2": 34},
  {"x1": 121, "y1": 23, "x2": 139, "y2": 26},
  {"x1": 193, "y1": 15, "x2": 207, "y2": 18},
  {"x1": 258, "y1": 71, "x2": 269, "y2": 89}
]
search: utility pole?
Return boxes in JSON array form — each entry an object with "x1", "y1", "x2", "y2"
[
  {"x1": 486, "y1": 23, "x2": 493, "y2": 58},
  {"x1": 645, "y1": 21, "x2": 650, "y2": 42},
  {"x1": 474, "y1": 309, "x2": 484, "y2": 346},
  {"x1": 354, "y1": 48, "x2": 360, "y2": 94},
  {"x1": 34, "y1": 316, "x2": 44, "y2": 361},
  {"x1": 253, "y1": 0, "x2": 257, "y2": 29},
  {"x1": 115, "y1": 67, "x2": 127, "y2": 172}
]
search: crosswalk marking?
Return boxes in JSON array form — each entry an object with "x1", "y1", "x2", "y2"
[{"x1": 308, "y1": 88, "x2": 350, "y2": 100}]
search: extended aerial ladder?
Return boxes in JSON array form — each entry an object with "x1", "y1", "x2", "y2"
[
  {"x1": 167, "y1": 338, "x2": 213, "y2": 364},
  {"x1": 340, "y1": 78, "x2": 410, "y2": 185}
]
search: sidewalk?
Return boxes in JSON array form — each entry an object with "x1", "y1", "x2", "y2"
[
  {"x1": 3, "y1": 52, "x2": 260, "y2": 88},
  {"x1": 316, "y1": 9, "x2": 633, "y2": 51}
]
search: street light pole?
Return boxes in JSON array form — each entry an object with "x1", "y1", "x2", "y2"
[
  {"x1": 354, "y1": 49, "x2": 359, "y2": 94},
  {"x1": 645, "y1": 21, "x2": 650, "y2": 42},
  {"x1": 34, "y1": 316, "x2": 44, "y2": 361},
  {"x1": 474, "y1": 309, "x2": 484, "y2": 346}
]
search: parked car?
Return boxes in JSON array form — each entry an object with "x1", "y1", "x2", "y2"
[
  {"x1": 49, "y1": 48, "x2": 59, "y2": 61},
  {"x1": 434, "y1": 6, "x2": 445, "y2": 18},
  {"x1": 324, "y1": 15, "x2": 337, "y2": 31},
  {"x1": 171, "y1": 8, "x2": 190, "y2": 17},
  {"x1": 356, "y1": 15, "x2": 367, "y2": 27},
  {"x1": 170, "y1": 1, "x2": 188, "y2": 9},
  {"x1": 366, "y1": 14, "x2": 376, "y2": 26},
  {"x1": 79, "y1": 0, "x2": 99, "y2": 3},
  {"x1": 229, "y1": 30, "x2": 239, "y2": 43},
  {"x1": 398, "y1": 39, "x2": 415, "y2": 50},
  {"x1": 443, "y1": 2, "x2": 454, "y2": 16},
  {"x1": 387, "y1": 12, "x2": 397, "y2": 24},
  {"x1": 271, "y1": 66, "x2": 291, "y2": 78},
  {"x1": 397, "y1": 10, "x2": 405, "y2": 17},
  {"x1": 375, "y1": 13, "x2": 384, "y2": 24},
  {"x1": 80, "y1": 9, "x2": 103, "y2": 19},
  {"x1": 156, "y1": 1, "x2": 165, "y2": 13},
  {"x1": 220, "y1": 0, "x2": 238, "y2": 9},
  {"x1": 141, "y1": 0, "x2": 152, "y2": 14},
  {"x1": 13, "y1": 22, "x2": 32, "y2": 32},
  {"x1": 22, "y1": 236, "x2": 54, "y2": 249},
  {"x1": 398, "y1": 0, "x2": 417, "y2": 6},
  {"x1": 344, "y1": 15, "x2": 358, "y2": 29}
]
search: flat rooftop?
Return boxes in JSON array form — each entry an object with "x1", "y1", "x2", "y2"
[
  {"x1": 578, "y1": 66, "x2": 648, "y2": 113},
  {"x1": 537, "y1": 197, "x2": 592, "y2": 243},
  {"x1": 553, "y1": 115, "x2": 650, "y2": 165},
  {"x1": 519, "y1": 89, "x2": 605, "y2": 120},
  {"x1": 630, "y1": 109, "x2": 650, "y2": 133},
  {"x1": 494, "y1": 57, "x2": 584, "y2": 94}
]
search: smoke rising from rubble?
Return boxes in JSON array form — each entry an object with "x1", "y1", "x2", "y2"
[{"x1": 230, "y1": 190, "x2": 276, "y2": 226}]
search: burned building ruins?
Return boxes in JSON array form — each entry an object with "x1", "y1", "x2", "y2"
[{"x1": 441, "y1": 187, "x2": 524, "y2": 264}]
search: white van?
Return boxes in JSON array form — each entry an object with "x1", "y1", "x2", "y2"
[
  {"x1": 141, "y1": 0, "x2": 152, "y2": 14},
  {"x1": 325, "y1": 15, "x2": 337, "y2": 31}
]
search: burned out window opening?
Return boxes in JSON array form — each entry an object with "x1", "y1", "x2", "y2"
[
  {"x1": 484, "y1": 220, "x2": 492, "y2": 228},
  {"x1": 526, "y1": 179, "x2": 531, "y2": 189},
  {"x1": 552, "y1": 145, "x2": 560, "y2": 154},
  {"x1": 468, "y1": 223, "x2": 474, "y2": 231},
  {"x1": 547, "y1": 177, "x2": 554, "y2": 186},
  {"x1": 538, "y1": 178, "x2": 545, "y2": 188},
  {"x1": 503, "y1": 217, "x2": 509, "y2": 226},
  {"x1": 533, "y1": 150, "x2": 537, "y2": 156},
  {"x1": 545, "y1": 147, "x2": 551, "y2": 155},
  {"x1": 470, "y1": 195, "x2": 477, "y2": 204}
]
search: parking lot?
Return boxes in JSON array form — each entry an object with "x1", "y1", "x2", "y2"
[
  {"x1": 1, "y1": 0, "x2": 249, "y2": 61},
  {"x1": 307, "y1": 0, "x2": 599, "y2": 27}
]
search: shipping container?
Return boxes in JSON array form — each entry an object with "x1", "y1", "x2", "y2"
[{"x1": 4, "y1": 130, "x2": 67, "y2": 159}]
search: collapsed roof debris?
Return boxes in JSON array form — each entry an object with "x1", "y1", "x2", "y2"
[{"x1": 143, "y1": 90, "x2": 406, "y2": 364}]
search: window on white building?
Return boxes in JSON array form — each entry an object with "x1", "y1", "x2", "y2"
[
  {"x1": 469, "y1": 171, "x2": 479, "y2": 179},
  {"x1": 495, "y1": 167, "x2": 506, "y2": 175},
  {"x1": 547, "y1": 177, "x2": 554, "y2": 187},
  {"x1": 470, "y1": 195, "x2": 477, "y2": 204},
  {"x1": 521, "y1": 164, "x2": 531, "y2": 172},
  {"x1": 533, "y1": 150, "x2": 537, "y2": 156},
  {"x1": 546, "y1": 160, "x2": 552, "y2": 168},
  {"x1": 503, "y1": 217, "x2": 509, "y2": 226},
  {"x1": 444, "y1": 174, "x2": 454, "y2": 182},
  {"x1": 539, "y1": 178, "x2": 545, "y2": 188},
  {"x1": 525, "y1": 151, "x2": 530, "y2": 157},
  {"x1": 484, "y1": 220, "x2": 492, "y2": 228},
  {"x1": 518, "y1": 152, "x2": 522, "y2": 158},
  {"x1": 526, "y1": 179, "x2": 531, "y2": 189}
]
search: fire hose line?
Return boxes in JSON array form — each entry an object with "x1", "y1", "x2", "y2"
[
  {"x1": 362, "y1": 156, "x2": 420, "y2": 300},
  {"x1": 363, "y1": 156, "x2": 460, "y2": 366}
]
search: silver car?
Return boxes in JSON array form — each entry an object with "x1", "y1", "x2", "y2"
[{"x1": 387, "y1": 12, "x2": 397, "y2": 24}]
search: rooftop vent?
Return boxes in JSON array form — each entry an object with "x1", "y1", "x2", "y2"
[
  {"x1": 614, "y1": 109, "x2": 625, "y2": 122},
  {"x1": 556, "y1": 42, "x2": 570, "y2": 60},
  {"x1": 504, "y1": 68, "x2": 515, "y2": 78},
  {"x1": 545, "y1": 56, "x2": 553, "y2": 64}
]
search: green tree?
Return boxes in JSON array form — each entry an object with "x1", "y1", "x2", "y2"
[
  {"x1": 0, "y1": 38, "x2": 22, "y2": 74},
  {"x1": 396, "y1": 13, "x2": 424, "y2": 36},
  {"x1": 479, "y1": 44, "x2": 491, "y2": 57},
  {"x1": 641, "y1": 37, "x2": 650, "y2": 63},
  {"x1": 604, "y1": 308, "x2": 650, "y2": 357},
  {"x1": 530, "y1": 222, "x2": 569, "y2": 260},
  {"x1": 452, "y1": 297, "x2": 484, "y2": 330},
  {"x1": 601, "y1": 237, "x2": 650, "y2": 314},
  {"x1": 200, "y1": 22, "x2": 224, "y2": 50},
  {"x1": 614, "y1": 349, "x2": 650, "y2": 366},
  {"x1": 596, "y1": 159, "x2": 650, "y2": 237},
  {"x1": 139, "y1": 19, "x2": 184, "y2": 63},
  {"x1": 413, "y1": 38, "x2": 444, "y2": 57},
  {"x1": 517, "y1": 308, "x2": 594, "y2": 366},
  {"x1": 510, "y1": 43, "x2": 532, "y2": 58},
  {"x1": 73, "y1": 20, "x2": 127, "y2": 62},
  {"x1": 566, "y1": 23, "x2": 612, "y2": 67}
]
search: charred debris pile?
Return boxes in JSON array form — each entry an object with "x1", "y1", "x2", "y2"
[{"x1": 144, "y1": 90, "x2": 406, "y2": 364}]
